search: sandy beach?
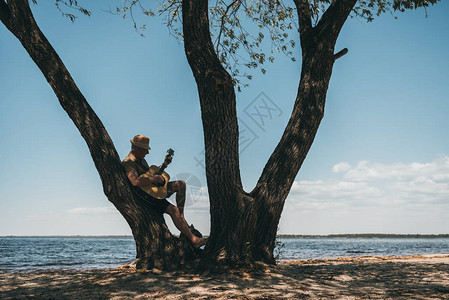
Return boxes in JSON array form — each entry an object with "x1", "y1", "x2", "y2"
[{"x1": 1, "y1": 254, "x2": 448, "y2": 299}]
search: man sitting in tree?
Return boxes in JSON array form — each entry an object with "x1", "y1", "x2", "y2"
[{"x1": 122, "y1": 135, "x2": 207, "y2": 248}]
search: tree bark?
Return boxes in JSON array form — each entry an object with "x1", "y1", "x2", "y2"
[
  {"x1": 182, "y1": 0, "x2": 250, "y2": 265},
  {"x1": 249, "y1": 0, "x2": 357, "y2": 261},
  {"x1": 2, "y1": 0, "x2": 358, "y2": 270},
  {"x1": 0, "y1": 0, "x2": 197, "y2": 270},
  {"x1": 183, "y1": 0, "x2": 357, "y2": 266}
]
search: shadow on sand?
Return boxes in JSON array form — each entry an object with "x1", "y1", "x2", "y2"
[{"x1": 1, "y1": 256, "x2": 449, "y2": 299}]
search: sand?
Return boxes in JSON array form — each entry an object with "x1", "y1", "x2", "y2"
[{"x1": 1, "y1": 254, "x2": 448, "y2": 299}]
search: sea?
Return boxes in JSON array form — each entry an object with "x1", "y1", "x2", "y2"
[{"x1": 0, "y1": 236, "x2": 448, "y2": 273}]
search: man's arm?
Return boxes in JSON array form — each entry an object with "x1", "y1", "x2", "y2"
[{"x1": 127, "y1": 170, "x2": 165, "y2": 187}]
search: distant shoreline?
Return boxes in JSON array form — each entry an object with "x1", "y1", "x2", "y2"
[
  {"x1": 278, "y1": 234, "x2": 449, "y2": 238},
  {"x1": 1, "y1": 234, "x2": 449, "y2": 238}
]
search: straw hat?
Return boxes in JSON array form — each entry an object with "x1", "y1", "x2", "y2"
[{"x1": 130, "y1": 135, "x2": 151, "y2": 150}]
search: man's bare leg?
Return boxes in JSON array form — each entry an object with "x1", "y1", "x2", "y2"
[
  {"x1": 165, "y1": 205, "x2": 207, "y2": 248},
  {"x1": 167, "y1": 180, "x2": 186, "y2": 215}
]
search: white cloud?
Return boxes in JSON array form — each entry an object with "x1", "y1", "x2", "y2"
[
  {"x1": 290, "y1": 156, "x2": 449, "y2": 209},
  {"x1": 67, "y1": 206, "x2": 118, "y2": 215},
  {"x1": 332, "y1": 162, "x2": 351, "y2": 173},
  {"x1": 281, "y1": 156, "x2": 449, "y2": 234},
  {"x1": 343, "y1": 157, "x2": 449, "y2": 182}
]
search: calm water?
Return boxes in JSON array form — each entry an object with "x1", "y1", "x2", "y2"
[
  {"x1": 278, "y1": 237, "x2": 449, "y2": 261},
  {"x1": 0, "y1": 237, "x2": 448, "y2": 273}
]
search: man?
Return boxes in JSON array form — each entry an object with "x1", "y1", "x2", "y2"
[{"x1": 122, "y1": 135, "x2": 207, "y2": 248}]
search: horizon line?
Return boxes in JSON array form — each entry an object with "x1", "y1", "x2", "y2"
[{"x1": 1, "y1": 233, "x2": 449, "y2": 238}]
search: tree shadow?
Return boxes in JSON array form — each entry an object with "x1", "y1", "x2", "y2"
[{"x1": 1, "y1": 259, "x2": 448, "y2": 299}]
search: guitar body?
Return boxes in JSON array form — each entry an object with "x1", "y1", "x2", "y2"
[{"x1": 140, "y1": 165, "x2": 171, "y2": 199}]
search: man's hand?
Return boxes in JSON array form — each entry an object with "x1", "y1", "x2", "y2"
[
  {"x1": 164, "y1": 155, "x2": 172, "y2": 166},
  {"x1": 151, "y1": 175, "x2": 166, "y2": 186}
]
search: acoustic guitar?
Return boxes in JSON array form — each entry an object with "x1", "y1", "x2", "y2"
[{"x1": 140, "y1": 148, "x2": 174, "y2": 199}]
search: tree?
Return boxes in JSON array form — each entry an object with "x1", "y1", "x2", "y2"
[
  {"x1": 181, "y1": 0, "x2": 356, "y2": 265},
  {"x1": 0, "y1": 0, "x2": 440, "y2": 270},
  {"x1": 180, "y1": 0, "x2": 439, "y2": 265},
  {"x1": 0, "y1": 0, "x2": 197, "y2": 270}
]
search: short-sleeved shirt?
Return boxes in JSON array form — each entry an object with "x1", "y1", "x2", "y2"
[{"x1": 122, "y1": 152, "x2": 171, "y2": 214}]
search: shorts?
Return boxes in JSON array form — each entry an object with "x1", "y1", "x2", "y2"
[{"x1": 133, "y1": 186, "x2": 171, "y2": 214}]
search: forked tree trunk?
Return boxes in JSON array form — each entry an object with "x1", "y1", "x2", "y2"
[
  {"x1": 2, "y1": 0, "x2": 357, "y2": 270},
  {"x1": 182, "y1": 0, "x2": 356, "y2": 266},
  {"x1": 0, "y1": 0, "x2": 199, "y2": 270}
]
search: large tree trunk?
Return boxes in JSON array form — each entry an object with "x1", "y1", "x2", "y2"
[
  {"x1": 182, "y1": 0, "x2": 357, "y2": 266},
  {"x1": 0, "y1": 0, "x2": 197, "y2": 270},
  {"x1": 1, "y1": 0, "x2": 358, "y2": 270},
  {"x1": 182, "y1": 0, "x2": 250, "y2": 265}
]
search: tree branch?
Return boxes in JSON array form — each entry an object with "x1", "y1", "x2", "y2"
[
  {"x1": 3, "y1": 0, "x2": 134, "y2": 209},
  {"x1": 334, "y1": 47, "x2": 348, "y2": 60},
  {"x1": 182, "y1": 0, "x2": 242, "y2": 192},
  {"x1": 214, "y1": 0, "x2": 239, "y2": 53},
  {"x1": 252, "y1": 1, "x2": 356, "y2": 206},
  {"x1": 293, "y1": 0, "x2": 312, "y2": 43},
  {"x1": 315, "y1": 0, "x2": 358, "y2": 44},
  {"x1": 0, "y1": 0, "x2": 11, "y2": 24}
]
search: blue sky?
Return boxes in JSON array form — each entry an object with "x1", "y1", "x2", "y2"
[{"x1": 0, "y1": 1, "x2": 448, "y2": 235}]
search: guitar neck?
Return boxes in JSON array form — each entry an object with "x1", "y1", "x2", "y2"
[
  {"x1": 156, "y1": 149, "x2": 174, "y2": 175},
  {"x1": 156, "y1": 163, "x2": 167, "y2": 175}
]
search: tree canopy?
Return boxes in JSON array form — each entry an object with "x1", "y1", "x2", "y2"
[{"x1": 49, "y1": 0, "x2": 440, "y2": 90}]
